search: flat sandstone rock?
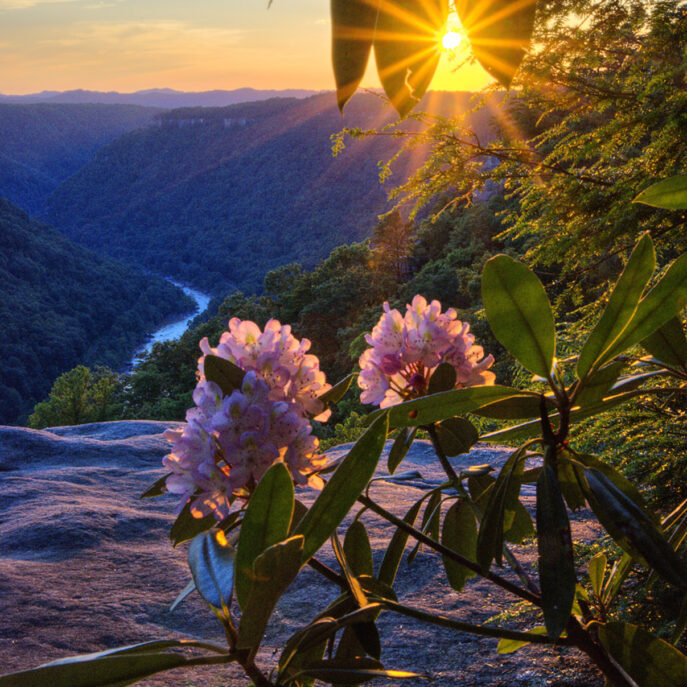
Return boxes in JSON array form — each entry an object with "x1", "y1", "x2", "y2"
[{"x1": 0, "y1": 421, "x2": 603, "y2": 686}]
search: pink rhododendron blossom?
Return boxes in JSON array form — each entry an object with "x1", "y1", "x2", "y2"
[
  {"x1": 164, "y1": 318, "x2": 331, "y2": 520},
  {"x1": 198, "y1": 317, "x2": 331, "y2": 421},
  {"x1": 358, "y1": 295, "x2": 496, "y2": 408}
]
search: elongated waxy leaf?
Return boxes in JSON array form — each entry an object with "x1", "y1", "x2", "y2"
[
  {"x1": 598, "y1": 252, "x2": 687, "y2": 368},
  {"x1": 170, "y1": 501, "x2": 216, "y2": 546},
  {"x1": 441, "y1": 500, "x2": 478, "y2": 592},
  {"x1": 335, "y1": 622, "x2": 381, "y2": 661},
  {"x1": 598, "y1": 622, "x2": 687, "y2": 687},
  {"x1": 427, "y1": 362, "x2": 457, "y2": 394},
  {"x1": 497, "y1": 626, "x2": 548, "y2": 654},
  {"x1": 455, "y1": 0, "x2": 536, "y2": 87},
  {"x1": 188, "y1": 530, "x2": 236, "y2": 611},
  {"x1": 642, "y1": 317, "x2": 687, "y2": 369},
  {"x1": 331, "y1": 0, "x2": 378, "y2": 112},
  {"x1": 203, "y1": 354, "x2": 245, "y2": 395},
  {"x1": 634, "y1": 175, "x2": 687, "y2": 209},
  {"x1": 434, "y1": 416, "x2": 478, "y2": 457},
  {"x1": 388, "y1": 426, "x2": 417, "y2": 474},
  {"x1": 474, "y1": 394, "x2": 556, "y2": 420},
  {"x1": 588, "y1": 553, "x2": 607, "y2": 598},
  {"x1": 373, "y1": 0, "x2": 448, "y2": 116},
  {"x1": 577, "y1": 234, "x2": 655, "y2": 379},
  {"x1": 468, "y1": 473, "x2": 533, "y2": 543},
  {"x1": 537, "y1": 466, "x2": 575, "y2": 640},
  {"x1": 575, "y1": 362, "x2": 624, "y2": 408},
  {"x1": 0, "y1": 651, "x2": 230, "y2": 687},
  {"x1": 298, "y1": 658, "x2": 419, "y2": 683},
  {"x1": 584, "y1": 469, "x2": 687, "y2": 590},
  {"x1": 344, "y1": 520, "x2": 374, "y2": 577},
  {"x1": 482, "y1": 255, "x2": 555, "y2": 379},
  {"x1": 555, "y1": 453, "x2": 586, "y2": 512},
  {"x1": 378, "y1": 498, "x2": 424, "y2": 586},
  {"x1": 295, "y1": 413, "x2": 388, "y2": 562},
  {"x1": 319, "y1": 372, "x2": 356, "y2": 405},
  {"x1": 235, "y1": 462, "x2": 294, "y2": 610},
  {"x1": 141, "y1": 473, "x2": 170, "y2": 498},
  {"x1": 169, "y1": 579, "x2": 196, "y2": 612},
  {"x1": 366, "y1": 384, "x2": 536, "y2": 429},
  {"x1": 476, "y1": 445, "x2": 527, "y2": 570},
  {"x1": 332, "y1": 532, "x2": 369, "y2": 608},
  {"x1": 237, "y1": 535, "x2": 304, "y2": 650},
  {"x1": 574, "y1": 452, "x2": 655, "y2": 522}
]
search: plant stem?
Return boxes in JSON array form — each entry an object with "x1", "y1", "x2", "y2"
[
  {"x1": 357, "y1": 493, "x2": 540, "y2": 606},
  {"x1": 308, "y1": 556, "x2": 347, "y2": 589},
  {"x1": 377, "y1": 598, "x2": 573, "y2": 646},
  {"x1": 426, "y1": 423, "x2": 460, "y2": 483}
]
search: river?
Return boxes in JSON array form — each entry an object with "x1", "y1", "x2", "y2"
[{"x1": 128, "y1": 281, "x2": 212, "y2": 369}]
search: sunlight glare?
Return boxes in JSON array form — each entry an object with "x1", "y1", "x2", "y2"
[{"x1": 441, "y1": 29, "x2": 463, "y2": 52}]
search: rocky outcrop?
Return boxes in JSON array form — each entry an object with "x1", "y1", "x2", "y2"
[{"x1": 0, "y1": 421, "x2": 601, "y2": 686}]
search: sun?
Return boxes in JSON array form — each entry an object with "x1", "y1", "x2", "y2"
[{"x1": 441, "y1": 28, "x2": 463, "y2": 53}]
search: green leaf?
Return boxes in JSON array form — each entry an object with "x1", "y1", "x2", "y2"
[
  {"x1": 378, "y1": 498, "x2": 424, "y2": 587},
  {"x1": 295, "y1": 412, "x2": 388, "y2": 563},
  {"x1": 598, "y1": 622, "x2": 687, "y2": 687},
  {"x1": 140, "y1": 473, "x2": 170, "y2": 498},
  {"x1": 237, "y1": 535, "x2": 304, "y2": 650},
  {"x1": 0, "y1": 644, "x2": 232, "y2": 687},
  {"x1": 373, "y1": 0, "x2": 448, "y2": 116},
  {"x1": 473, "y1": 394, "x2": 556, "y2": 420},
  {"x1": 169, "y1": 579, "x2": 196, "y2": 612},
  {"x1": 537, "y1": 465, "x2": 575, "y2": 641},
  {"x1": 331, "y1": 0, "x2": 378, "y2": 112},
  {"x1": 634, "y1": 175, "x2": 687, "y2": 209},
  {"x1": 188, "y1": 529, "x2": 236, "y2": 611},
  {"x1": 575, "y1": 362, "x2": 624, "y2": 408},
  {"x1": 481, "y1": 255, "x2": 555, "y2": 379},
  {"x1": 427, "y1": 362, "x2": 457, "y2": 394},
  {"x1": 588, "y1": 553, "x2": 607, "y2": 598},
  {"x1": 387, "y1": 426, "x2": 417, "y2": 474},
  {"x1": 476, "y1": 444, "x2": 527, "y2": 570},
  {"x1": 344, "y1": 520, "x2": 374, "y2": 578},
  {"x1": 319, "y1": 373, "x2": 356, "y2": 405},
  {"x1": 441, "y1": 500, "x2": 477, "y2": 592},
  {"x1": 555, "y1": 453, "x2": 587, "y2": 512},
  {"x1": 584, "y1": 469, "x2": 687, "y2": 590},
  {"x1": 235, "y1": 462, "x2": 294, "y2": 610},
  {"x1": 203, "y1": 354, "x2": 245, "y2": 395},
  {"x1": 170, "y1": 501, "x2": 216, "y2": 546},
  {"x1": 335, "y1": 622, "x2": 382, "y2": 662},
  {"x1": 455, "y1": 0, "x2": 536, "y2": 87},
  {"x1": 577, "y1": 234, "x2": 655, "y2": 379},
  {"x1": 642, "y1": 317, "x2": 687, "y2": 369},
  {"x1": 434, "y1": 417, "x2": 478, "y2": 457},
  {"x1": 497, "y1": 626, "x2": 548, "y2": 654},
  {"x1": 598, "y1": 252, "x2": 687, "y2": 367},
  {"x1": 368, "y1": 384, "x2": 536, "y2": 429},
  {"x1": 408, "y1": 491, "x2": 442, "y2": 564},
  {"x1": 298, "y1": 658, "x2": 419, "y2": 683},
  {"x1": 332, "y1": 531, "x2": 368, "y2": 608}
]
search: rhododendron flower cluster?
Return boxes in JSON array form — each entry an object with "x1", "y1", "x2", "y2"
[
  {"x1": 163, "y1": 319, "x2": 329, "y2": 521},
  {"x1": 358, "y1": 295, "x2": 496, "y2": 408},
  {"x1": 198, "y1": 317, "x2": 332, "y2": 421}
]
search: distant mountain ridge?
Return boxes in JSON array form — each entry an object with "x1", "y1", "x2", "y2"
[
  {"x1": 0, "y1": 103, "x2": 159, "y2": 213},
  {"x1": 0, "y1": 87, "x2": 320, "y2": 109},
  {"x1": 46, "y1": 91, "x2": 491, "y2": 293}
]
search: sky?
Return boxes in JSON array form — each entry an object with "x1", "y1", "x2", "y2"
[{"x1": 0, "y1": 0, "x2": 491, "y2": 94}]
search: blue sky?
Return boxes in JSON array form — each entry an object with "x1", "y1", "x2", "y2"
[{"x1": 0, "y1": 0, "x2": 488, "y2": 94}]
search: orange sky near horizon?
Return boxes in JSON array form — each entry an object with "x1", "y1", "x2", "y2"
[{"x1": 0, "y1": 0, "x2": 491, "y2": 95}]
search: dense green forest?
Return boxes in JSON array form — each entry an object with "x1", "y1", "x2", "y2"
[
  {"x1": 0, "y1": 103, "x2": 158, "y2": 213},
  {"x1": 0, "y1": 198, "x2": 195, "y2": 425},
  {"x1": 45, "y1": 92, "x2": 489, "y2": 293}
]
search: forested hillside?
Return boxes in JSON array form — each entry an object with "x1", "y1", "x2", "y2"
[
  {"x1": 0, "y1": 199, "x2": 194, "y2": 425},
  {"x1": 45, "y1": 92, "x2": 489, "y2": 293},
  {"x1": 0, "y1": 103, "x2": 158, "y2": 213}
]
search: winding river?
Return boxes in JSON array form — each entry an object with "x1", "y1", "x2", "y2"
[{"x1": 129, "y1": 281, "x2": 212, "y2": 369}]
